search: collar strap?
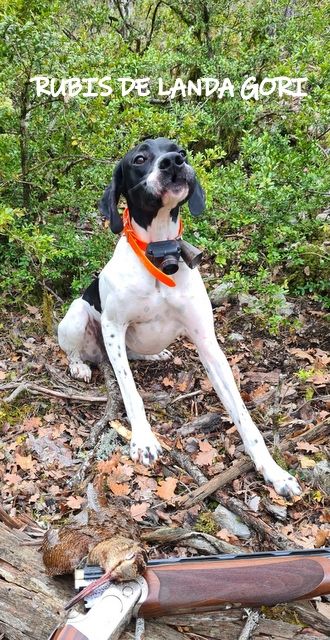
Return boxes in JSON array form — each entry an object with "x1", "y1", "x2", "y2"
[{"x1": 122, "y1": 207, "x2": 183, "y2": 287}]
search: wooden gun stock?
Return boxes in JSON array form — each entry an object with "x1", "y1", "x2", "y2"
[
  {"x1": 48, "y1": 626, "x2": 88, "y2": 640},
  {"x1": 140, "y1": 554, "x2": 330, "y2": 617}
]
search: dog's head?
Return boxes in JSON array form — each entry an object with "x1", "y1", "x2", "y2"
[{"x1": 99, "y1": 137, "x2": 205, "y2": 233}]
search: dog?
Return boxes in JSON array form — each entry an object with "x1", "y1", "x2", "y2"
[{"x1": 58, "y1": 137, "x2": 301, "y2": 497}]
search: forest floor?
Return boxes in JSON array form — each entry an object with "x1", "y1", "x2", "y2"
[{"x1": 0, "y1": 287, "x2": 329, "y2": 639}]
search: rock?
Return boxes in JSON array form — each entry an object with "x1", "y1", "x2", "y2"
[
  {"x1": 316, "y1": 208, "x2": 330, "y2": 221},
  {"x1": 247, "y1": 495, "x2": 260, "y2": 512},
  {"x1": 228, "y1": 332, "x2": 244, "y2": 342},
  {"x1": 263, "y1": 499, "x2": 287, "y2": 521},
  {"x1": 273, "y1": 292, "x2": 295, "y2": 317},
  {"x1": 213, "y1": 505, "x2": 251, "y2": 539},
  {"x1": 238, "y1": 292, "x2": 258, "y2": 307},
  {"x1": 210, "y1": 282, "x2": 234, "y2": 306}
]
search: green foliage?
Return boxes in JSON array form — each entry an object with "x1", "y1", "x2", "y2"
[{"x1": 0, "y1": 0, "x2": 329, "y2": 325}]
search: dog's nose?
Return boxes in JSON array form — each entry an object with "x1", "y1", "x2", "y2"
[{"x1": 158, "y1": 152, "x2": 185, "y2": 173}]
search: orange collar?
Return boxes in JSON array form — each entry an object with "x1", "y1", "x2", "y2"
[{"x1": 122, "y1": 207, "x2": 183, "y2": 287}]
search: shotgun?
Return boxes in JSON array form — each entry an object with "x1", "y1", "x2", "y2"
[{"x1": 48, "y1": 548, "x2": 330, "y2": 640}]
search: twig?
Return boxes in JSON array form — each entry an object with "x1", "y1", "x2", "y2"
[
  {"x1": 176, "y1": 458, "x2": 254, "y2": 508},
  {"x1": 238, "y1": 609, "x2": 260, "y2": 640},
  {"x1": 170, "y1": 390, "x2": 204, "y2": 404},
  {"x1": 170, "y1": 450, "x2": 209, "y2": 486},
  {"x1": 3, "y1": 381, "x2": 107, "y2": 403},
  {"x1": 68, "y1": 362, "x2": 124, "y2": 488}
]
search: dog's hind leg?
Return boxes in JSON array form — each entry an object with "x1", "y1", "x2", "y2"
[{"x1": 58, "y1": 298, "x2": 103, "y2": 383}]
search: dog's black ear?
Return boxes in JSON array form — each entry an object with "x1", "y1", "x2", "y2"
[
  {"x1": 98, "y1": 161, "x2": 124, "y2": 233},
  {"x1": 188, "y1": 180, "x2": 205, "y2": 216}
]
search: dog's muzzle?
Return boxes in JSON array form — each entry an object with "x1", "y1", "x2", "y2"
[{"x1": 146, "y1": 239, "x2": 203, "y2": 275}]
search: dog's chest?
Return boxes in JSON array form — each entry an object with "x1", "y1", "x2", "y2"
[{"x1": 125, "y1": 290, "x2": 183, "y2": 354}]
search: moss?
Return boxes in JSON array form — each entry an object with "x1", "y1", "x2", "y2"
[
  {"x1": 261, "y1": 605, "x2": 301, "y2": 626},
  {"x1": 272, "y1": 446, "x2": 289, "y2": 471},
  {"x1": 194, "y1": 511, "x2": 218, "y2": 535},
  {"x1": 0, "y1": 402, "x2": 31, "y2": 429}
]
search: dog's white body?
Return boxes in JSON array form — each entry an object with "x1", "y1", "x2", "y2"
[{"x1": 59, "y1": 197, "x2": 301, "y2": 496}]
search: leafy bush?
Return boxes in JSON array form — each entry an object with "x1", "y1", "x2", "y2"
[{"x1": 0, "y1": 0, "x2": 329, "y2": 327}]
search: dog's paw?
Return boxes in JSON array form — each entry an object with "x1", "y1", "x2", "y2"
[
  {"x1": 152, "y1": 349, "x2": 172, "y2": 361},
  {"x1": 127, "y1": 349, "x2": 172, "y2": 362},
  {"x1": 69, "y1": 362, "x2": 92, "y2": 383},
  {"x1": 130, "y1": 430, "x2": 162, "y2": 466},
  {"x1": 263, "y1": 464, "x2": 301, "y2": 497}
]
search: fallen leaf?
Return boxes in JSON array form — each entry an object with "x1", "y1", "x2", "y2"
[
  {"x1": 296, "y1": 441, "x2": 319, "y2": 453},
  {"x1": 315, "y1": 529, "x2": 329, "y2": 548},
  {"x1": 0, "y1": 371, "x2": 6, "y2": 380},
  {"x1": 309, "y1": 371, "x2": 330, "y2": 385},
  {"x1": 108, "y1": 481, "x2": 130, "y2": 496},
  {"x1": 130, "y1": 502, "x2": 149, "y2": 521},
  {"x1": 173, "y1": 356, "x2": 182, "y2": 366},
  {"x1": 163, "y1": 376, "x2": 174, "y2": 388},
  {"x1": 289, "y1": 348, "x2": 314, "y2": 364},
  {"x1": 66, "y1": 495, "x2": 84, "y2": 510},
  {"x1": 200, "y1": 377, "x2": 213, "y2": 392},
  {"x1": 157, "y1": 477, "x2": 178, "y2": 501},
  {"x1": 22, "y1": 417, "x2": 42, "y2": 431},
  {"x1": 250, "y1": 383, "x2": 270, "y2": 400},
  {"x1": 265, "y1": 486, "x2": 287, "y2": 506},
  {"x1": 15, "y1": 453, "x2": 34, "y2": 471},
  {"x1": 175, "y1": 370, "x2": 195, "y2": 393},
  {"x1": 195, "y1": 447, "x2": 217, "y2": 466}
]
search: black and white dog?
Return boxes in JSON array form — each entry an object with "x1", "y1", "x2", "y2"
[{"x1": 58, "y1": 137, "x2": 300, "y2": 497}]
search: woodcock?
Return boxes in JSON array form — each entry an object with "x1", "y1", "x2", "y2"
[{"x1": 41, "y1": 485, "x2": 147, "y2": 608}]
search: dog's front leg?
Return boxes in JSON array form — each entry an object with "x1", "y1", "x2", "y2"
[
  {"x1": 182, "y1": 296, "x2": 301, "y2": 497},
  {"x1": 101, "y1": 317, "x2": 162, "y2": 465}
]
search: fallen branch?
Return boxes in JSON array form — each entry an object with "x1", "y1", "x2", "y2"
[
  {"x1": 3, "y1": 381, "x2": 107, "y2": 404},
  {"x1": 238, "y1": 610, "x2": 260, "y2": 640},
  {"x1": 142, "y1": 526, "x2": 241, "y2": 554}
]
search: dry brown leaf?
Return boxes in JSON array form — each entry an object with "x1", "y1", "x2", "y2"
[
  {"x1": 309, "y1": 371, "x2": 330, "y2": 385},
  {"x1": 15, "y1": 453, "x2": 34, "y2": 471},
  {"x1": 157, "y1": 477, "x2": 178, "y2": 501},
  {"x1": 288, "y1": 348, "x2": 314, "y2": 363},
  {"x1": 250, "y1": 383, "x2": 270, "y2": 400},
  {"x1": 315, "y1": 528, "x2": 329, "y2": 548},
  {"x1": 176, "y1": 370, "x2": 195, "y2": 393},
  {"x1": 0, "y1": 371, "x2": 6, "y2": 380},
  {"x1": 296, "y1": 441, "x2": 319, "y2": 453},
  {"x1": 97, "y1": 454, "x2": 121, "y2": 474},
  {"x1": 163, "y1": 376, "x2": 174, "y2": 387},
  {"x1": 108, "y1": 481, "x2": 130, "y2": 496},
  {"x1": 66, "y1": 495, "x2": 84, "y2": 510},
  {"x1": 199, "y1": 440, "x2": 213, "y2": 452},
  {"x1": 21, "y1": 416, "x2": 42, "y2": 431},
  {"x1": 195, "y1": 447, "x2": 217, "y2": 466},
  {"x1": 173, "y1": 356, "x2": 182, "y2": 366},
  {"x1": 130, "y1": 502, "x2": 149, "y2": 521},
  {"x1": 200, "y1": 377, "x2": 213, "y2": 392},
  {"x1": 265, "y1": 486, "x2": 287, "y2": 506}
]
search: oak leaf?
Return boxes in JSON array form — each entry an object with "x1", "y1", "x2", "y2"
[
  {"x1": 157, "y1": 477, "x2": 178, "y2": 501},
  {"x1": 130, "y1": 502, "x2": 149, "y2": 521}
]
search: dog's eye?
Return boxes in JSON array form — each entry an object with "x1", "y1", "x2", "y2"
[
  {"x1": 134, "y1": 155, "x2": 146, "y2": 164},
  {"x1": 179, "y1": 150, "x2": 186, "y2": 158}
]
